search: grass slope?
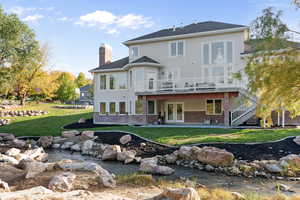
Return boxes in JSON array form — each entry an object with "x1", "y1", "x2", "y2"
[
  {"x1": 0, "y1": 103, "x2": 300, "y2": 145},
  {"x1": 0, "y1": 103, "x2": 92, "y2": 136}
]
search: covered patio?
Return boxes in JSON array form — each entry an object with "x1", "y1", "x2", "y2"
[{"x1": 138, "y1": 91, "x2": 239, "y2": 126}]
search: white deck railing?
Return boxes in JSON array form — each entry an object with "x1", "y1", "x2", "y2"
[{"x1": 134, "y1": 76, "x2": 246, "y2": 93}]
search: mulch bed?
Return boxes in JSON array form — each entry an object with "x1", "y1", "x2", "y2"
[
  {"x1": 94, "y1": 131, "x2": 300, "y2": 161},
  {"x1": 196, "y1": 137, "x2": 300, "y2": 161},
  {"x1": 63, "y1": 118, "x2": 121, "y2": 129},
  {"x1": 64, "y1": 120, "x2": 300, "y2": 161},
  {"x1": 94, "y1": 131, "x2": 176, "y2": 157}
]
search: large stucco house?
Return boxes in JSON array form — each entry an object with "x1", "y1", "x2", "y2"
[{"x1": 89, "y1": 21, "x2": 299, "y2": 126}]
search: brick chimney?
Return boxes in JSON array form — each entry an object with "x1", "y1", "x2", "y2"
[{"x1": 99, "y1": 43, "x2": 112, "y2": 66}]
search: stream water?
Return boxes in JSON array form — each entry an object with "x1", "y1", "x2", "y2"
[{"x1": 47, "y1": 149, "x2": 300, "y2": 195}]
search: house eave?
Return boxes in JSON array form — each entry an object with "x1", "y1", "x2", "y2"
[
  {"x1": 123, "y1": 62, "x2": 163, "y2": 70},
  {"x1": 123, "y1": 27, "x2": 248, "y2": 46}
]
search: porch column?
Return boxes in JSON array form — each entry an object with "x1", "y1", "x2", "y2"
[
  {"x1": 224, "y1": 92, "x2": 230, "y2": 126},
  {"x1": 142, "y1": 96, "x2": 148, "y2": 115}
]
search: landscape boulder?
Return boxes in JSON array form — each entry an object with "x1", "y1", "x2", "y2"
[
  {"x1": 117, "y1": 149, "x2": 136, "y2": 164},
  {"x1": 0, "y1": 179, "x2": 10, "y2": 192},
  {"x1": 280, "y1": 154, "x2": 300, "y2": 168},
  {"x1": 11, "y1": 139, "x2": 26, "y2": 148},
  {"x1": 57, "y1": 161, "x2": 116, "y2": 188},
  {"x1": 140, "y1": 157, "x2": 174, "y2": 175},
  {"x1": 18, "y1": 160, "x2": 48, "y2": 179},
  {"x1": 165, "y1": 152, "x2": 178, "y2": 164},
  {"x1": 48, "y1": 172, "x2": 76, "y2": 192},
  {"x1": 293, "y1": 136, "x2": 300, "y2": 145},
  {"x1": 5, "y1": 148, "x2": 21, "y2": 157},
  {"x1": 119, "y1": 134, "x2": 132, "y2": 145},
  {"x1": 195, "y1": 146, "x2": 234, "y2": 167},
  {"x1": 23, "y1": 147, "x2": 48, "y2": 161},
  {"x1": 153, "y1": 165, "x2": 175, "y2": 175},
  {"x1": 102, "y1": 145, "x2": 121, "y2": 160},
  {"x1": 0, "y1": 154, "x2": 19, "y2": 165},
  {"x1": 178, "y1": 146, "x2": 194, "y2": 160},
  {"x1": 264, "y1": 162, "x2": 283, "y2": 173},
  {"x1": 80, "y1": 131, "x2": 94, "y2": 140},
  {"x1": 78, "y1": 118, "x2": 86, "y2": 123},
  {"x1": 150, "y1": 187, "x2": 200, "y2": 200},
  {"x1": 0, "y1": 186, "x2": 53, "y2": 199},
  {"x1": 81, "y1": 140, "x2": 93, "y2": 154},
  {"x1": 61, "y1": 130, "x2": 80, "y2": 138},
  {"x1": 0, "y1": 164, "x2": 26, "y2": 183},
  {"x1": 0, "y1": 133, "x2": 15, "y2": 141},
  {"x1": 70, "y1": 143, "x2": 81, "y2": 151},
  {"x1": 37, "y1": 136, "x2": 53, "y2": 148},
  {"x1": 139, "y1": 157, "x2": 158, "y2": 173}
]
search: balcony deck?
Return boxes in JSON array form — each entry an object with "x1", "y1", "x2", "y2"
[{"x1": 135, "y1": 77, "x2": 246, "y2": 96}]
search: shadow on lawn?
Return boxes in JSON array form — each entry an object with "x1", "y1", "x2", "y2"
[{"x1": 0, "y1": 112, "x2": 93, "y2": 136}]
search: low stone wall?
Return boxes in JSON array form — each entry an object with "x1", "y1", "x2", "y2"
[
  {"x1": 0, "y1": 110, "x2": 48, "y2": 117},
  {"x1": 93, "y1": 113, "x2": 158, "y2": 125}
]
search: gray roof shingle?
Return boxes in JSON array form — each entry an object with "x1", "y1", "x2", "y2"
[
  {"x1": 90, "y1": 56, "x2": 160, "y2": 72},
  {"x1": 126, "y1": 21, "x2": 246, "y2": 42},
  {"x1": 90, "y1": 57, "x2": 129, "y2": 71},
  {"x1": 131, "y1": 56, "x2": 159, "y2": 64}
]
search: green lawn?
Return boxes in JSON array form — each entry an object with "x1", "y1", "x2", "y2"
[
  {"x1": 0, "y1": 103, "x2": 92, "y2": 136},
  {"x1": 0, "y1": 103, "x2": 300, "y2": 145}
]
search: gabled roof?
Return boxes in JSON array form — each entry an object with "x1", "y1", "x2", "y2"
[
  {"x1": 89, "y1": 56, "x2": 160, "y2": 72},
  {"x1": 126, "y1": 21, "x2": 247, "y2": 43},
  {"x1": 131, "y1": 56, "x2": 159, "y2": 64},
  {"x1": 89, "y1": 57, "x2": 129, "y2": 72}
]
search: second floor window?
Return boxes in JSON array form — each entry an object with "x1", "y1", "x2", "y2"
[
  {"x1": 170, "y1": 41, "x2": 184, "y2": 57},
  {"x1": 131, "y1": 46, "x2": 139, "y2": 57},
  {"x1": 100, "y1": 75, "x2": 106, "y2": 89},
  {"x1": 202, "y1": 41, "x2": 233, "y2": 65},
  {"x1": 109, "y1": 75, "x2": 115, "y2": 89}
]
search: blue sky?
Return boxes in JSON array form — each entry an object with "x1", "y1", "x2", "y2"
[{"x1": 1, "y1": 0, "x2": 299, "y2": 77}]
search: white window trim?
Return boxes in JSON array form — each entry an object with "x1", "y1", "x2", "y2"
[
  {"x1": 169, "y1": 40, "x2": 185, "y2": 57},
  {"x1": 130, "y1": 46, "x2": 140, "y2": 58},
  {"x1": 99, "y1": 102, "x2": 107, "y2": 115},
  {"x1": 118, "y1": 101, "x2": 127, "y2": 115},
  {"x1": 205, "y1": 99, "x2": 223, "y2": 115},
  {"x1": 147, "y1": 100, "x2": 157, "y2": 115},
  {"x1": 165, "y1": 102, "x2": 185, "y2": 122},
  {"x1": 99, "y1": 73, "x2": 128, "y2": 91},
  {"x1": 201, "y1": 40, "x2": 234, "y2": 66}
]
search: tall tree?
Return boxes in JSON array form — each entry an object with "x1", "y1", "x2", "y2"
[
  {"x1": 0, "y1": 7, "x2": 47, "y2": 105},
  {"x1": 56, "y1": 72, "x2": 77, "y2": 103},
  {"x1": 75, "y1": 72, "x2": 88, "y2": 88},
  {"x1": 244, "y1": 7, "x2": 300, "y2": 126}
]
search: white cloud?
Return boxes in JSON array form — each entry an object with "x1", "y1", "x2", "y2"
[
  {"x1": 107, "y1": 28, "x2": 119, "y2": 35},
  {"x1": 23, "y1": 14, "x2": 44, "y2": 22},
  {"x1": 57, "y1": 17, "x2": 72, "y2": 22},
  {"x1": 76, "y1": 10, "x2": 117, "y2": 27},
  {"x1": 116, "y1": 14, "x2": 153, "y2": 29},
  {"x1": 9, "y1": 6, "x2": 36, "y2": 16},
  {"x1": 75, "y1": 10, "x2": 154, "y2": 33}
]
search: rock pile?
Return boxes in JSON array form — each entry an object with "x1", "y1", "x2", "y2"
[
  {"x1": 0, "y1": 110, "x2": 48, "y2": 117},
  {"x1": 0, "y1": 119, "x2": 10, "y2": 126},
  {"x1": 159, "y1": 145, "x2": 300, "y2": 180}
]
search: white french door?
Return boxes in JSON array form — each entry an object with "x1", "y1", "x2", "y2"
[{"x1": 166, "y1": 102, "x2": 184, "y2": 123}]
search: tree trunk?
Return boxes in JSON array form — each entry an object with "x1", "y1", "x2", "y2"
[{"x1": 20, "y1": 94, "x2": 27, "y2": 106}]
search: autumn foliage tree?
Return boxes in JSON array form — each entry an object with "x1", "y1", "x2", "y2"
[{"x1": 244, "y1": 7, "x2": 300, "y2": 126}]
